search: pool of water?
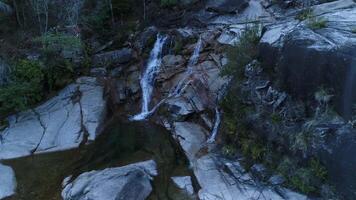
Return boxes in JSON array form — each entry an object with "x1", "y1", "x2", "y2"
[{"x1": 3, "y1": 118, "x2": 195, "y2": 200}]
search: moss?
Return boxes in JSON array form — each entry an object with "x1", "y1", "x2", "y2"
[
  {"x1": 352, "y1": 27, "x2": 356, "y2": 34},
  {"x1": 308, "y1": 17, "x2": 328, "y2": 30},
  {"x1": 270, "y1": 112, "x2": 283, "y2": 124},
  {"x1": 296, "y1": 8, "x2": 314, "y2": 21},
  {"x1": 173, "y1": 39, "x2": 183, "y2": 55}
]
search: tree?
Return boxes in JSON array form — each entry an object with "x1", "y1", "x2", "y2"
[{"x1": 28, "y1": 0, "x2": 49, "y2": 34}]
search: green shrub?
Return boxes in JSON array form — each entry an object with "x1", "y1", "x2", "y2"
[
  {"x1": 270, "y1": 112, "x2": 282, "y2": 124},
  {"x1": 352, "y1": 27, "x2": 356, "y2": 34},
  {"x1": 296, "y1": 8, "x2": 313, "y2": 21},
  {"x1": 0, "y1": 60, "x2": 44, "y2": 118},
  {"x1": 222, "y1": 145, "x2": 237, "y2": 157},
  {"x1": 34, "y1": 32, "x2": 82, "y2": 53},
  {"x1": 308, "y1": 17, "x2": 328, "y2": 30},
  {"x1": 33, "y1": 33, "x2": 78, "y2": 91},
  {"x1": 277, "y1": 157, "x2": 328, "y2": 195},
  {"x1": 277, "y1": 157, "x2": 296, "y2": 177},
  {"x1": 240, "y1": 138, "x2": 266, "y2": 161},
  {"x1": 160, "y1": 0, "x2": 178, "y2": 7},
  {"x1": 220, "y1": 23, "x2": 260, "y2": 78},
  {"x1": 12, "y1": 59, "x2": 44, "y2": 83},
  {"x1": 310, "y1": 158, "x2": 328, "y2": 181},
  {"x1": 173, "y1": 39, "x2": 183, "y2": 54},
  {"x1": 290, "y1": 168, "x2": 317, "y2": 194}
]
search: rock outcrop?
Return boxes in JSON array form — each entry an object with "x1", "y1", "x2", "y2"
[
  {"x1": 0, "y1": 77, "x2": 106, "y2": 159},
  {"x1": 257, "y1": 0, "x2": 356, "y2": 197},
  {"x1": 93, "y1": 48, "x2": 134, "y2": 66},
  {"x1": 0, "y1": 164, "x2": 16, "y2": 199},
  {"x1": 260, "y1": 0, "x2": 356, "y2": 106},
  {"x1": 61, "y1": 160, "x2": 157, "y2": 200},
  {"x1": 167, "y1": 120, "x2": 307, "y2": 200},
  {"x1": 171, "y1": 176, "x2": 195, "y2": 196}
]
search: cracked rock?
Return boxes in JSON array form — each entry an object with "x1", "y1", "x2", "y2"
[
  {"x1": 61, "y1": 160, "x2": 157, "y2": 200},
  {"x1": 0, "y1": 77, "x2": 106, "y2": 160}
]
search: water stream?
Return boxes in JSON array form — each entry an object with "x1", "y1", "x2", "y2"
[
  {"x1": 3, "y1": 118, "x2": 194, "y2": 200},
  {"x1": 131, "y1": 34, "x2": 168, "y2": 121},
  {"x1": 207, "y1": 107, "x2": 221, "y2": 143},
  {"x1": 172, "y1": 37, "x2": 202, "y2": 97}
]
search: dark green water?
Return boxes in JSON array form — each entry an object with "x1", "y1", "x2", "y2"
[{"x1": 3, "y1": 118, "x2": 195, "y2": 200}]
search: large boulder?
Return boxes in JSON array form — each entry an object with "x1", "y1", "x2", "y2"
[
  {"x1": 93, "y1": 48, "x2": 134, "y2": 66},
  {"x1": 0, "y1": 77, "x2": 106, "y2": 160},
  {"x1": 171, "y1": 176, "x2": 194, "y2": 195},
  {"x1": 0, "y1": 164, "x2": 16, "y2": 199},
  {"x1": 62, "y1": 160, "x2": 157, "y2": 200}
]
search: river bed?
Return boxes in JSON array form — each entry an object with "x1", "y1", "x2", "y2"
[{"x1": 3, "y1": 118, "x2": 195, "y2": 200}]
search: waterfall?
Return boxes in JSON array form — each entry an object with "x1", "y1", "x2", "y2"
[
  {"x1": 171, "y1": 37, "x2": 203, "y2": 97},
  {"x1": 207, "y1": 107, "x2": 221, "y2": 143},
  {"x1": 343, "y1": 60, "x2": 356, "y2": 119},
  {"x1": 131, "y1": 34, "x2": 167, "y2": 121}
]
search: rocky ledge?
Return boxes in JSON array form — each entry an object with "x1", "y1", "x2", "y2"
[{"x1": 0, "y1": 77, "x2": 106, "y2": 160}]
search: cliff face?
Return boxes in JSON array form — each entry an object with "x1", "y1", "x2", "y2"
[{"x1": 1, "y1": 0, "x2": 356, "y2": 199}]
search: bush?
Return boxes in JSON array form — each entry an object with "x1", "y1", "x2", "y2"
[
  {"x1": 277, "y1": 157, "x2": 328, "y2": 195},
  {"x1": 34, "y1": 32, "x2": 82, "y2": 54},
  {"x1": 220, "y1": 23, "x2": 261, "y2": 78},
  {"x1": 296, "y1": 8, "x2": 313, "y2": 21},
  {"x1": 12, "y1": 59, "x2": 44, "y2": 83},
  {"x1": 0, "y1": 60, "x2": 44, "y2": 118},
  {"x1": 310, "y1": 158, "x2": 328, "y2": 181},
  {"x1": 160, "y1": 0, "x2": 178, "y2": 7},
  {"x1": 308, "y1": 17, "x2": 328, "y2": 30},
  {"x1": 290, "y1": 168, "x2": 317, "y2": 193}
]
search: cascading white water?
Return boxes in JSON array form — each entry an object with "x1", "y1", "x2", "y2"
[
  {"x1": 171, "y1": 37, "x2": 203, "y2": 97},
  {"x1": 207, "y1": 107, "x2": 221, "y2": 143},
  {"x1": 131, "y1": 34, "x2": 167, "y2": 121}
]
